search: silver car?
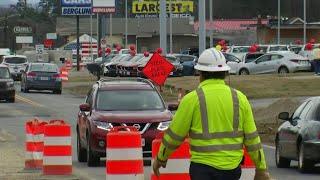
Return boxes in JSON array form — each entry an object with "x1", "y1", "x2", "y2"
[
  {"x1": 1, "y1": 55, "x2": 28, "y2": 80},
  {"x1": 237, "y1": 52, "x2": 311, "y2": 75}
]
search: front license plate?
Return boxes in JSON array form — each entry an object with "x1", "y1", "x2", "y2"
[
  {"x1": 40, "y1": 77, "x2": 49, "y2": 80},
  {"x1": 141, "y1": 138, "x2": 145, "y2": 147}
]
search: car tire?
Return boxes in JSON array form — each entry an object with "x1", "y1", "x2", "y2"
[
  {"x1": 87, "y1": 133, "x2": 100, "y2": 167},
  {"x1": 275, "y1": 140, "x2": 291, "y2": 168},
  {"x1": 7, "y1": 97, "x2": 15, "y2": 103},
  {"x1": 298, "y1": 143, "x2": 314, "y2": 173},
  {"x1": 77, "y1": 131, "x2": 87, "y2": 163},
  {"x1": 278, "y1": 67, "x2": 289, "y2": 74},
  {"x1": 54, "y1": 89, "x2": 62, "y2": 94},
  {"x1": 239, "y1": 69, "x2": 249, "y2": 75}
]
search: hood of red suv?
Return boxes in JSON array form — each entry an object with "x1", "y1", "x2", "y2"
[{"x1": 92, "y1": 110, "x2": 172, "y2": 123}]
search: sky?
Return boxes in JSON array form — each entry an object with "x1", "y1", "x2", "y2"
[{"x1": 0, "y1": 0, "x2": 40, "y2": 7}]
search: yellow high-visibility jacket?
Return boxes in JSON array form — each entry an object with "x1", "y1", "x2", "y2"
[{"x1": 157, "y1": 79, "x2": 267, "y2": 170}]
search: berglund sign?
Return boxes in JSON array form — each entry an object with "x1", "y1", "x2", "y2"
[{"x1": 13, "y1": 26, "x2": 32, "y2": 34}]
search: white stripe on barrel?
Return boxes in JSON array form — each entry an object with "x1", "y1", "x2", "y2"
[
  {"x1": 44, "y1": 137, "x2": 71, "y2": 146},
  {"x1": 151, "y1": 159, "x2": 190, "y2": 174},
  {"x1": 107, "y1": 148, "x2": 143, "y2": 161}
]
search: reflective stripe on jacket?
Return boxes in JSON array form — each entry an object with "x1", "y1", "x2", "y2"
[{"x1": 157, "y1": 79, "x2": 267, "y2": 170}]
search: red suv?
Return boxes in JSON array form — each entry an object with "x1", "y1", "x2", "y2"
[{"x1": 77, "y1": 78, "x2": 176, "y2": 166}]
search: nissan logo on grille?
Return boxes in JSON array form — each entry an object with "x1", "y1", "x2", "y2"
[{"x1": 133, "y1": 124, "x2": 141, "y2": 131}]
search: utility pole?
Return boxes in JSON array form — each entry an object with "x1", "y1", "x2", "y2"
[
  {"x1": 199, "y1": 0, "x2": 206, "y2": 54},
  {"x1": 160, "y1": 0, "x2": 167, "y2": 55},
  {"x1": 277, "y1": 0, "x2": 280, "y2": 44},
  {"x1": 101, "y1": 14, "x2": 107, "y2": 61},
  {"x1": 76, "y1": 15, "x2": 80, "y2": 71},
  {"x1": 209, "y1": 0, "x2": 213, "y2": 47},
  {"x1": 169, "y1": 0, "x2": 173, "y2": 53},
  {"x1": 4, "y1": 14, "x2": 8, "y2": 48},
  {"x1": 125, "y1": 0, "x2": 128, "y2": 48},
  {"x1": 303, "y1": 0, "x2": 307, "y2": 44}
]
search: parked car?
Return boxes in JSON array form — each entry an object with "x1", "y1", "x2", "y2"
[
  {"x1": 267, "y1": 45, "x2": 291, "y2": 53},
  {"x1": 77, "y1": 78, "x2": 176, "y2": 166},
  {"x1": 104, "y1": 54, "x2": 130, "y2": 77},
  {"x1": 226, "y1": 45, "x2": 250, "y2": 59},
  {"x1": 237, "y1": 52, "x2": 310, "y2": 75},
  {"x1": 275, "y1": 97, "x2": 320, "y2": 172},
  {"x1": 224, "y1": 52, "x2": 264, "y2": 75},
  {"x1": 0, "y1": 64, "x2": 15, "y2": 102},
  {"x1": 119, "y1": 54, "x2": 145, "y2": 77},
  {"x1": 165, "y1": 55, "x2": 183, "y2": 77},
  {"x1": 1, "y1": 55, "x2": 28, "y2": 80},
  {"x1": 181, "y1": 47, "x2": 199, "y2": 57},
  {"x1": 21, "y1": 63, "x2": 62, "y2": 94},
  {"x1": 173, "y1": 54, "x2": 197, "y2": 76}
]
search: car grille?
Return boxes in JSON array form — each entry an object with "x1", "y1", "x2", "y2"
[
  {"x1": 0, "y1": 82, "x2": 6, "y2": 89},
  {"x1": 111, "y1": 123, "x2": 151, "y2": 134}
]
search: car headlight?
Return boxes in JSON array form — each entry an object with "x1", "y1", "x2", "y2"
[
  {"x1": 157, "y1": 121, "x2": 171, "y2": 131},
  {"x1": 6, "y1": 81, "x2": 14, "y2": 87},
  {"x1": 93, "y1": 121, "x2": 113, "y2": 131}
]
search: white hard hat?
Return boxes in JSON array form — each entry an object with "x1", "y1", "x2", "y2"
[{"x1": 194, "y1": 48, "x2": 231, "y2": 72}]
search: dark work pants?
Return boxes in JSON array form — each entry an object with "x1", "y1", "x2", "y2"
[
  {"x1": 189, "y1": 162, "x2": 241, "y2": 180},
  {"x1": 314, "y1": 60, "x2": 320, "y2": 74}
]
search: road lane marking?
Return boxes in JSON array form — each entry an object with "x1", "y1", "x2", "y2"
[
  {"x1": 16, "y1": 95, "x2": 44, "y2": 107},
  {"x1": 263, "y1": 144, "x2": 276, "y2": 150}
]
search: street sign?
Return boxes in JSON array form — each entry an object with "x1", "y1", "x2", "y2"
[
  {"x1": 35, "y1": 44, "x2": 45, "y2": 54},
  {"x1": 16, "y1": 36, "x2": 33, "y2": 44},
  {"x1": 142, "y1": 53, "x2": 174, "y2": 86},
  {"x1": 44, "y1": 39, "x2": 54, "y2": 48},
  {"x1": 101, "y1": 38, "x2": 107, "y2": 48},
  {"x1": 46, "y1": 33, "x2": 57, "y2": 40},
  {"x1": 92, "y1": 0, "x2": 115, "y2": 13},
  {"x1": 61, "y1": 0, "x2": 91, "y2": 16}
]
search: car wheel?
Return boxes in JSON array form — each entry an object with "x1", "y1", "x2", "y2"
[
  {"x1": 278, "y1": 67, "x2": 289, "y2": 74},
  {"x1": 239, "y1": 69, "x2": 249, "y2": 75},
  {"x1": 275, "y1": 140, "x2": 290, "y2": 168},
  {"x1": 7, "y1": 97, "x2": 15, "y2": 103},
  {"x1": 54, "y1": 89, "x2": 62, "y2": 94},
  {"x1": 77, "y1": 131, "x2": 87, "y2": 162},
  {"x1": 298, "y1": 143, "x2": 313, "y2": 173},
  {"x1": 87, "y1": 133, "x2": 100, "y2": 167}
]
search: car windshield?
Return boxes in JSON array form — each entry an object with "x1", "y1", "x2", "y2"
[
  {"x1": 270, "y1": 46, "x2": 288, "y2": 51},
  {"x1": 233, "y1": 47, "x2": 249, "y2": 53},
  {"x1": 0, "y1": 67, "x2": 10, "y2": 79},
  {"x1": 130, "y1": 55, "x2": 144, "y2": 62},
  {"x1": 165, "y1": 56, "x2": 178, "y2": 63},
  {"x1": 96, "y1": 90, "x2": 164, "y2": 111},
  {"x1": 4, "y1": 57, "x2": 27, "y2": 64},
  {"x1": 30, "y1": 64, "x2": 58, "y2": 72}
]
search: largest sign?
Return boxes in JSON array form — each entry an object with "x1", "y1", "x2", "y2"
[{"x1": 61, "y1": 0, "x2": 92, "y2": 15}]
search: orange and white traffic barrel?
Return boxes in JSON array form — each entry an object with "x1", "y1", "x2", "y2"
[
  {"x1": 25, "y1": 119, "x2": 47, "y2": 170},
  {"x1": 240, "y1": 148, "x2": 255, "y2": 180},
  {"x1": 65, "y1": 60, "x2": 72, "y2": 71},
  {"x1": 59, "y1": 67, "x2": 69, "y2": 82},
  {"x1": 43, "y1": 120, "x2": 72, "y2": 175},
  {"x1": 106, "y1": 126, "x2": 144, "y2": 180},
  {"x1": 151, "y1": 138, "x2": 191, "y2": 180}
]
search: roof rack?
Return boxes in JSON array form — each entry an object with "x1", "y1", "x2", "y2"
[{"x1": 96, "y1": 78, "x2": 155, "y2": 88}]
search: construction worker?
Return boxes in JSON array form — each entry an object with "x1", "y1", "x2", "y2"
[
  {"x1": 153, "y1": 48, "x2": 271, "y2": 180},
  {"x1": 312, "y1": 45, "x2": 320, "y2": 75}
]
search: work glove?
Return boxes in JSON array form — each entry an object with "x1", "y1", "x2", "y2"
[
  {"x1": 152, "y1": 156, "x2": 167, "y2": 177},
  {"x1": 254, "y1": 169, "x2": 273, "y2": 180}
]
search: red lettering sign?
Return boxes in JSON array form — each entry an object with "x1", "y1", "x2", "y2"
[
  {"x1": 142, "y1": 53, "x2": 174, "y2": 86},
  {"x1": 44, "y1": 39, "x2": 54, "y2": 48}
]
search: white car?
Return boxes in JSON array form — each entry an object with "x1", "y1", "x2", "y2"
[
  {"x1": 266, "y1": 45, "x2": 292, "y2": 53},
  {"x1": 226, "y1": 46, "x2": 250, "y2": 59},
  {"x1": 1, "y1": 55, "x2": 28, "y2": 80},
  {"x1": 237, "y1": 52, "x2": 310, "y2": 75}
]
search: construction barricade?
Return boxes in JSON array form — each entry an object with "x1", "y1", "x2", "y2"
[
  {"x1": 65, "y1": 59, "x2": 72, "y2": 71},
  {"x1": 59, "y1": 66, "x2": 69, "y2": 82},
  {"x1": 25, "y1": 119, "x2": 47, "y2": 170},
  {"x1": 106, "y1": 126, "x2": 144, "y2": 180},
  {"x1": 43, "y1": 120, "x2": 72, "y2": 175},
  {"x1": 240, "y1": 148, "x2": 255, "y2": 180},
  {"x1": 151, "y1": 138, "x2": 191, "y2": 180}
]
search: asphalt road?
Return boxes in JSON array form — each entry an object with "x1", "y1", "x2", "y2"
[{"x1": 0, "y1": 83, "x2": 319, "y2": 179}]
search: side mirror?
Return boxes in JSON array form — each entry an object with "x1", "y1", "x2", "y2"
[
  {"x1": 79, "y1": 103, "x2": 91, "y2": 112},
  {"x1": 168, "y1": 103, "x2": 178, "y2": 111},
  {"x1": 278, "y1": 112, "x2": 290, "y2": 121},
  {"x1": 20, "y1": 69, "x2": 25, "y2": 73}
]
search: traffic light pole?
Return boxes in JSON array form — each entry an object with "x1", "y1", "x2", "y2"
[
  {"x1": 199, "y1": 0, "x2": 206, "y2": 55},
  {"x1": 159, "y1": 0, "x2": 167, "y2": 55}
]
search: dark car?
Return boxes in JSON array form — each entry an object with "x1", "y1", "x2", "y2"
[
  {"x1": 0, "y1": 65, "x2": 15, "y2": 102},
  {"x1": 275, "y1": 97, "x2": 320, "y2": 172},
  {"x1": 77, "y1": 78, "x2": 176, "y2": 167},
  {"x1": 173, "y1": 54, "x2": 198, "y2": 76},
  {"x1": 21, "y1": 63, "x2": 62, "y2": 94}
]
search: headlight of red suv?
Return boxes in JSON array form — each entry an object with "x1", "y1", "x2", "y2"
[{"x1": 93, "y1": 121, "x2": 113, "y2": 131}]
